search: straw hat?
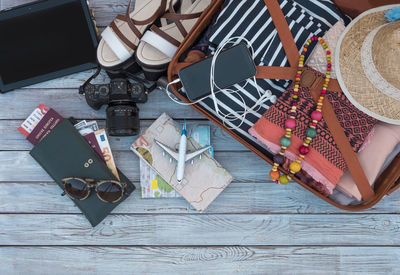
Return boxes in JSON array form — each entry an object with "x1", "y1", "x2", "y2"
[{"x1": 336, "y1": 5, "x2": 400, "y2": 124}]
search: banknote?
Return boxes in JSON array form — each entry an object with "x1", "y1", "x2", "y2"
[
  {"x1": 95, "y1": 129, "x2": 120, "y2": 180},
  {"x1": 73, "y1": 120, "x2": 87, "y2": 130},
  {"x1": 75, "y1": 120, "x2": 99, "y2": 135}
]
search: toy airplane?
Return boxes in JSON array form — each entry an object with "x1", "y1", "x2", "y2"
[{"x1": 154, "y1": 120, "x2": 211, "y2": 184}]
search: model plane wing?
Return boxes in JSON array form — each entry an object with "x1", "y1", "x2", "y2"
[
  {"x1": 154, "y1": 140, "x2": 179, "y2": 161},
  {"x1": 185, "y1": 146, "x2": 211, "y2": 162},
  {"x1": 155, "y1": 139, "x2": 211, "y2": 163}
]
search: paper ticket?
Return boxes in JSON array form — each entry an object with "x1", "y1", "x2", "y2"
[
  {"x1": 18, "y1": 104, "x2": 49, "y2": 137},
  {"x1": 94, "y1": 129, "x2": 120, "y2": 180}
]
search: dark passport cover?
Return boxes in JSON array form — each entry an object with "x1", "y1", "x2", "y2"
[{"x1": 30, "y1": 119, "x2": 135, "y2": 227}]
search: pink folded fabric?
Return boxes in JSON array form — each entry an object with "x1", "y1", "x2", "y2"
[
  {"x1": 306, "y1": 21, "x2": 345, "y2": 78},
  {"x1": 336, "y1": 123, "x2": 400, "y2": 201},
  {"x1": 249, "y1": 67, "x2": 376, "y2": 196}
]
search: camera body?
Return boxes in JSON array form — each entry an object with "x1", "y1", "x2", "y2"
[{"x1": 82, "y1": 78, "x2": 148, "y2": 136}]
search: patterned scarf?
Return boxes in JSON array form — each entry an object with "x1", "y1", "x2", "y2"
[{"x1": 249, "y1": 67, "x2": 377, "y2": 194}]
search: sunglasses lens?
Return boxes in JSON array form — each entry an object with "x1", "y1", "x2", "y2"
[
  {"x1": 64, "y1": 178, "x2": 89, "y2": 200},
  {"x1": 97, "y1": 181, "x2": 123, "y2": 202}
]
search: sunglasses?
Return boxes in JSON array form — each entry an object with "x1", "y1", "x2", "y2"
[{"x1": 61, "y1": 177, "x2": 127, "y2": 203}]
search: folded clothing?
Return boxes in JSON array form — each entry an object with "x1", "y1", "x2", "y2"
[
  {"x1": 249, "y1": 67, "x2": 377, "y2": 195},
  {"x1": 306, "y1": 21, "x2": 345, "y2": 79},
  {"x1": 330, "y1": 142, "x2": 400, "y2": 206},
  {"x1": 336, "y1": 123, "x2": 400, "y2": 201},
  {"x1": 182, "y1": 0, "x2": 347, "y2": 156},
  {"x1": 208, "y1": 0, "x2": 348, "y2": 64}
]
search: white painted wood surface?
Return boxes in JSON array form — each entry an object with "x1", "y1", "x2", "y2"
[{"x1": 1, "y1": 0, "x2": 400, "y2": 274}]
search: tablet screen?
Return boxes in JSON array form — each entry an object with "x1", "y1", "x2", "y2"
[{"x1": 0, "y1": 0, "x2": 98, "y2": 92}]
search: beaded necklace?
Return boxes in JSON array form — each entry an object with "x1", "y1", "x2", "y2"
[{"x1": 269, "y1": 36, "x2": 332, "y2": 185}]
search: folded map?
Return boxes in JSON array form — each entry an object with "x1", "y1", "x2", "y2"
[
  {"x1": 131, "y1": 113, "x2": 233, "y2": 211},
  {"x1": 139, "y1": 124, "x2": 214, "y2": 198}
]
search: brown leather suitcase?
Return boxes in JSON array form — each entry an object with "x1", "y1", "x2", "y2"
[{"x1": 167, "y1": 0, "x2": 400, "y2": 210}]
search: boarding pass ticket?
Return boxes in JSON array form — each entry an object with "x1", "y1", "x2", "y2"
[{"x1": 18, "y1": 104, "x2": 49, "y2": 137}]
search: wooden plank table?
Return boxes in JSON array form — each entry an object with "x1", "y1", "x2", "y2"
[{"x1": 1, "y1": 0, "x2": 400, "y2": 274}]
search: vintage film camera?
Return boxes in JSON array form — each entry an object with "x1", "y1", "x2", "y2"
[{"x1": 79, "y1": 73, "x2": 157, "y2": 136}]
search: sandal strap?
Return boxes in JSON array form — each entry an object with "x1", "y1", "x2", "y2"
[
  {"x1": 161, "y1": 0, "x2": 202, "y2": 37},
  {"x1": 116, "y1": 14, "x2": 143, "y2": 40},
  {"x1": 131, "y1": 0, "x2": 168, "y2": 26},
  {"x1": 162, "y1": 11, "x2": 203, "y2": 21},
  {"x1": 107, "y1": 0, "x2": 170, "y2": 54},
  {"x1": 110, "y1": 21, "x2": 137, "y2": 51},
  {"x1": 150, "y1": 25, "x2": 181, "y2": 47},
  {"x1": 101, "y1": 27, "x2": 132, "y2": 62},
  {"x1": 141, "y1": 28, "x2": 179, "y2": 58}
]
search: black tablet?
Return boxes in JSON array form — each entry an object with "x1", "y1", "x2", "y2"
[{"x1": 0, "y1": 0, "x2": 98, "y2": 93}]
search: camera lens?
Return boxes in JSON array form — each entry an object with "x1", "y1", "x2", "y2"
[{"x1": 106, "y1": 103, "x2": 140, "y2": 136}]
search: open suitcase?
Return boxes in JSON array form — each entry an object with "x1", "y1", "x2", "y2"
[{"x1": 167, "y1": 0, "x2": 400, "y2": 210}]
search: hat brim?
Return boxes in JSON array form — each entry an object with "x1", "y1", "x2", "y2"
[{"x1": 336, "y1": 4, "x2": 400, "y2": 125}]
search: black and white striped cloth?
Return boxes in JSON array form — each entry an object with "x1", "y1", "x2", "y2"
[{"x1": 188, "y1": 0, "x2": 348, "y2": 154}]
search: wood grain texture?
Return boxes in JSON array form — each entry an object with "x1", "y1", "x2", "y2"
[
  {"x1": 0, "y1": 151, "x2": 268, "y2": 182},
  {"x1": 1, "y1": 181, "x2": 400, "y2": 214},
  {"x1": 1, "y1": 246, "x2": 399, "y2": 275},
  {"x1": 1, "y1": 214, "x2": 400, "y2": 246},
  {"x1": 0, "y1": 89, "x2": 203, "y2": 119},
  {"x1": 0, "y1": 120, "x2": 247, "y2": 151},
  {"x1": 1, "y1": 0, "x2": 400, "y2": 273}
]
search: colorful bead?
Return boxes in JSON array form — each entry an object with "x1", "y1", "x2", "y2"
[
  {"x1": 311, "y1": 111, "x2": 322, "y2": 121},
  {"x1": 299, "y1": 145, "x2": 310, "y2": 155},
  {"x1": 270, "y1": 35, "x2": 330, "y2": 187},
  {"x1": 273, "y1": 154, "x2": 285, "y2": 165},
  {"x1": 306, "y1": 128, "x2": 317, "y2": 138},
  {"x1": 285, "y1": 118, "x2": 296, "y2": 129},
  {"x1": 280, "y1": 137, "x2": 291, "y2": 147},
  {"x1": 269, "y1": 170, "x2": 280, "y2": 181},
  {"x1": 279, "y1": 174, "x2": 290, "y2": 185},
  {"x1": 289, "y1": 162, "x2": 302, "y2": 174}
]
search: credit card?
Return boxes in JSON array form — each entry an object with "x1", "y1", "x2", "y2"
[
  {"x1": 26, "y1": 108, "x2": 64, "y2": 145},
  {"x1": 18, "y1": 104, "x2": 49, "y2": 137}
]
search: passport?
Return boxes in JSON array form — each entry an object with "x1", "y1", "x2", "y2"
[
  {"x1": 83, "y1": 132, "x2": 105, "y2": 162},
  {"x1": 27, "y1": 108, "x2": 64, "y2": 145}
]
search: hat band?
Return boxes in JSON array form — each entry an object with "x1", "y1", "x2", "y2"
[{"x1": 361, "y1": 23, "x2": 400, "y2": 101}]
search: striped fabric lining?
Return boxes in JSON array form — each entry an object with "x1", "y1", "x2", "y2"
[{"x1": 188, "y1": 0, "x2": 348, "y2": 155}]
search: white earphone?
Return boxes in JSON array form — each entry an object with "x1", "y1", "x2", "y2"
[{"x1": 164, "y1": 36, "x2": 275, "y2": 131}]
